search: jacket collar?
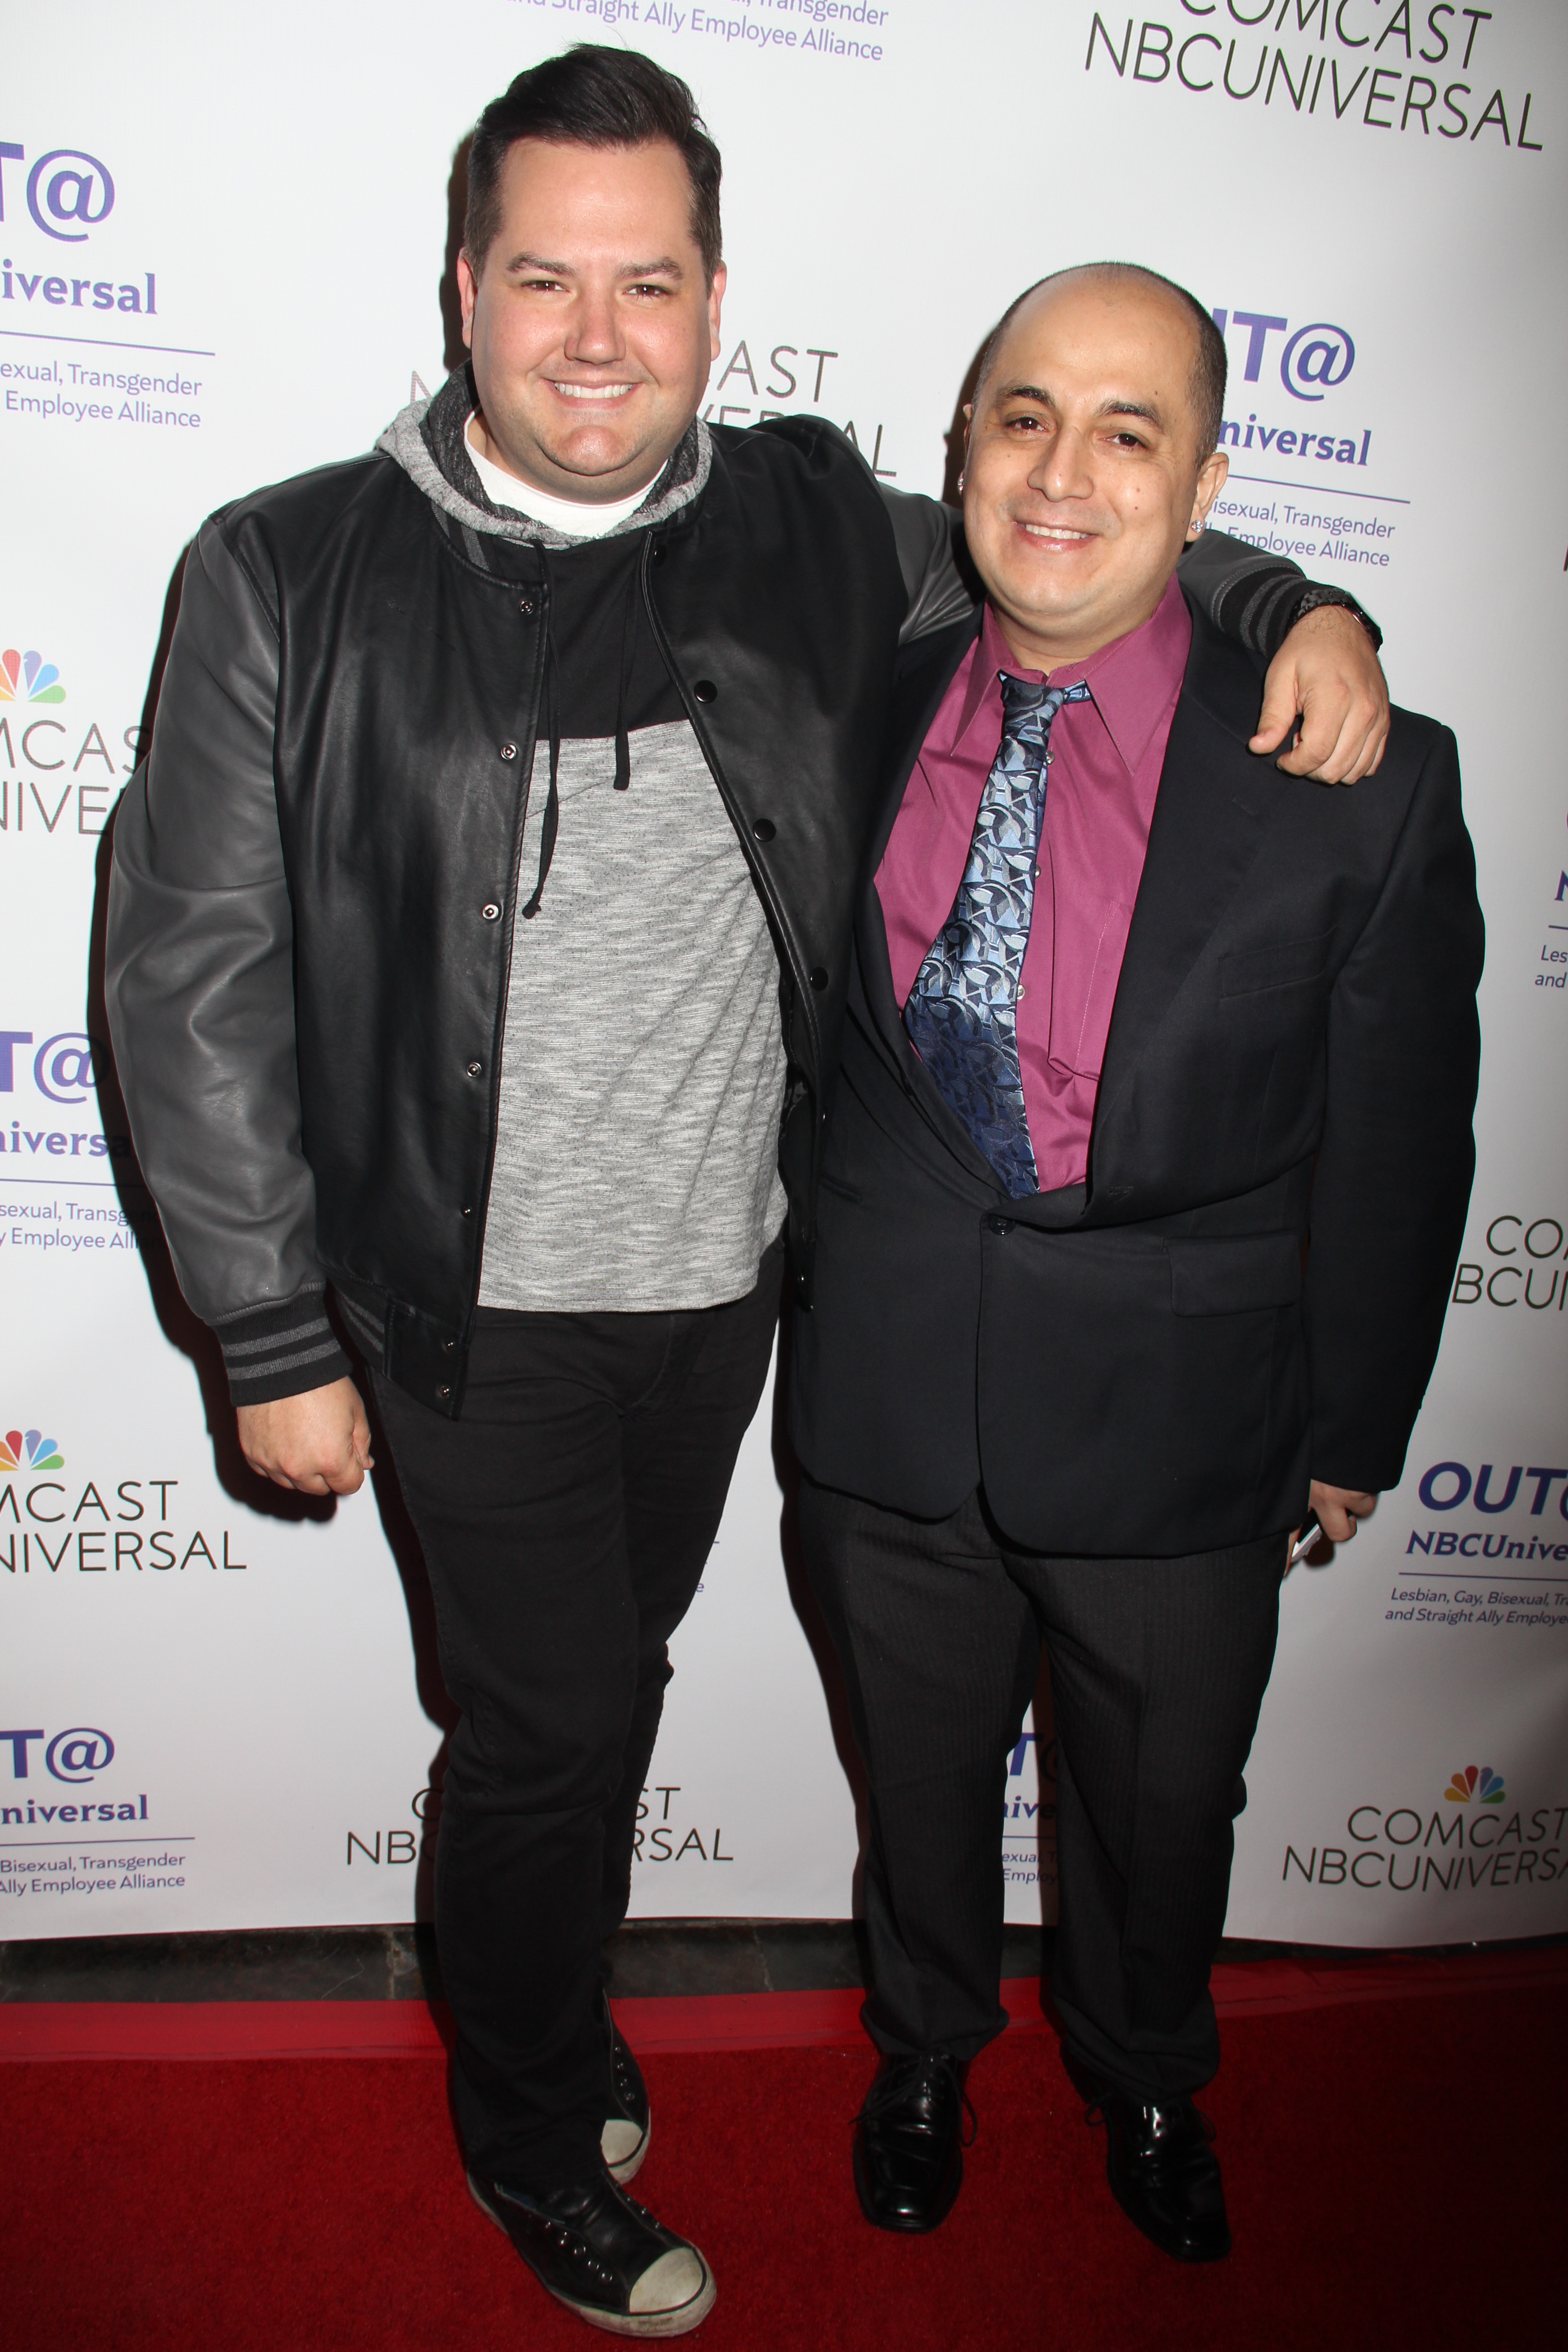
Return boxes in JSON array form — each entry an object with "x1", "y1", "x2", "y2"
[
  {"x1": 375, "y1": 363, "x2": 712, "y2": 557},
  {"x1": 1088, "y1": 593, "x2": 1283, "y2": 1154}
]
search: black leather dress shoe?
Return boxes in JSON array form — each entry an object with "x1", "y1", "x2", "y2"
[
  {"x1": 1095, "y1": 2091, "x2": 1232, "y2": 2263},
  {"x1": 853, "y1": 2050, "x2": 969, "y2": 2233},
  {"x1": 469, "y1": 2169, "x2": 716, "y2": 2336}
]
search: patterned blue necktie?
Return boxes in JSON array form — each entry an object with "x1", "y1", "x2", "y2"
[{"x1": 904, "y1": 671, "x2": 1092, "y2": 1197}]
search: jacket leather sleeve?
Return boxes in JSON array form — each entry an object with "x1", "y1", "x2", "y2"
[
  {"x1": 879, "y1": 480, "x2": 1379, "y2": 662},
  {"x1": 105, "y1": 518, "x2": 352, "y2": 1406},
  {"x1": 1302, "y1": 725, "x2": 1483, "y2": 1490}
]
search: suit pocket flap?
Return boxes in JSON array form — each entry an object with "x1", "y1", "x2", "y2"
[
  {"x1": 1168, "y1": 1233, "x2": 1302, "y2": 1316},
  {"x1": 1220, "y1": 930, "x2": 1334, "y2": 997}
]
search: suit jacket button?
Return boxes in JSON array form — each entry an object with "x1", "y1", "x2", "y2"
[
  {"x1": 987, "y1": 1215, "x2": 1014, "y2": 1236},
  {"x1": 809, "y1": 966, "x2": 829, "y2": 990},
  {"x1": 693, "y1": 679, "x2": 717, "y2": 704},
  {"x1": 519, "y1": 594, "x2": 536, "y2": 616},
  {"x1": 752, "y1": 817, "x2": 776, "y2": 842},
  {"x1": 437, "y1": 1384, "x2": 452, "y2": 1400}
]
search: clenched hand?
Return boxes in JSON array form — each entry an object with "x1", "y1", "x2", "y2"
[
  {"x1": 1251, "y1": 604, "x2": 1389, "y2": 784},
  {"x1": 237, "y1": 1376, "x2": 373, "y2": 1496}
]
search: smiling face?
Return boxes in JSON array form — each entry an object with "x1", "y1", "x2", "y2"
[
  {"x1": 961, "y1": 272, "x2": 1228, "y2": 671},
  {"x1": 457, "y1": 137, "x2": 725, "y2": 503}
]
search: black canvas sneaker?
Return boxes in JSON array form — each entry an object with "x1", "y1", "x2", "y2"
[{"x1": 469, "y1": 2168, "x2": 716, "y2": 2337}]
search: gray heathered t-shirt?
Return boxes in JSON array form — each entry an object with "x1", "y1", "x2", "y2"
[{"x1": 477, "y1": 718, "x2": 789, "y2": 1313}]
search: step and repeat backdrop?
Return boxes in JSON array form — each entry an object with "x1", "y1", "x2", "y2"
[{"x1": 3, "y1": 0, "x2": 1565, "y2": 1946}]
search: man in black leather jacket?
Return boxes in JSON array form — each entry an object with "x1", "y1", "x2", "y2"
[{"x1": 105, "y1": 44, "x2": 1390, "y2": 2339}]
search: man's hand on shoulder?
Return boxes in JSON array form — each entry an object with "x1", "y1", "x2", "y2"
[
  {"x1": 1251, "y1": 605, "x2": 1389, "y2": 784},
  {"x1": 238, "y1": 1377, "x2": 373, "y2": 1496}
]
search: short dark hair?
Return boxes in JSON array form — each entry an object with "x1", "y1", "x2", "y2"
[
  {"x1": 464, "y1": 45, "x2": 723, "y2": 286},
  {"x1": 975, "y1": 262, "x2": 1228, "y2": 458}
]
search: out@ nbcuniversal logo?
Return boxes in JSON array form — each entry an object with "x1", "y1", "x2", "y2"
[
  {"x1": 0, "y1": 137, "x2": 159, "y2": 314},
  {"x1": 1281, "y1": 1761, "x2": 1568, "y2": 1896},
  {"x1": 0, "y1": 1721, "x2": 149, "y2": 1825}
]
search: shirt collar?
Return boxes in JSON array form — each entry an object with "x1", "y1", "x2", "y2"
[{"x1": 960, "y1": 572, "x2": 1193, "y2": 776}]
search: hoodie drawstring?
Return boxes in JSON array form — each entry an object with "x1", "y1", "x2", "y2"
[
  {"x1": 519, "y1": 538, "x2": 641, "y2": 915},
  {"x1": 519, "y1": 550, "x2": 561, "y2": 921},
  {"x1": 613, "y1": 554, "x2": 638, "y2": 792}
]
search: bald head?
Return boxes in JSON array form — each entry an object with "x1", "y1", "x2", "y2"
[
  {"x1": 957, "y1": 260, "x2": 1232, "y2": 671},
  {"x1": 976, "y1": 263, "x2": 1226, "y2": 460}
]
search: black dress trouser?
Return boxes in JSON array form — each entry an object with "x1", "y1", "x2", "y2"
[
  {"x1": 799, "y1": 1476, "x2": 1287, "y2": 2101},
  {"x1": 371, "y1": 1241, "x2": 782, "y2": 2189}
]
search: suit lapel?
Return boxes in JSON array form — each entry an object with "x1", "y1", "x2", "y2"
[
  {"x1": 851, "y1": 613, "x2": 1005, "y2": 1186},
  {"x1": 853, "y1": 612, "x2": 980, "y2": 1075},
  {"x1": 1091, "y1": 601, "x2": 1287, "y2": 1149}
]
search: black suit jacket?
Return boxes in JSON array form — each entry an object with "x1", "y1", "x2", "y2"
[{"x1": 789, "y1": 592, "x2": 1483, "y2": 1557}]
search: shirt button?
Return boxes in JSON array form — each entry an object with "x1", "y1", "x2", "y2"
[
  {"x1": 481, "y1": 902, "x2": 501, "y2": 921},
  {"x1": 809, "y1": 966, "x2": 829, "y2": 990},
  {"x1": 500, "y1": 742, "x2": 518, "y2": 761},
  {"x1": 519, "y1": 594, "x2": 536, "y2": 616},
  {"x1": 752, "y1": 817, "x2": 776, "y2": 842},
  {"x1": 465, "y1": 1060, "x2": 483, "y2": 1078},
  {"x1": 693, "y1": 679, "x2": 717, "y2": 704}
]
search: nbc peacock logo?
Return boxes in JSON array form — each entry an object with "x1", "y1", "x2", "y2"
[
  {"x1": 1444, "y1": 1764, "x2": 1505, "y2": 1806},
  {"x1": 0, "y1": 650, "x2": 65, "y2": 706},
  {"x1": 0, "y1": 1427, "x2": 64, "y2": 1474}
]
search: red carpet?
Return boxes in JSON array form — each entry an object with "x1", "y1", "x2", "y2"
[{"x1": 3, "y1": 1965, "x2": 1561, "y2": 2350}]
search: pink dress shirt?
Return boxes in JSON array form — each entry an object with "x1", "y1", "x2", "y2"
[{"x1": 875, "y1": 575, "x2": 1192, "y2": 1194}]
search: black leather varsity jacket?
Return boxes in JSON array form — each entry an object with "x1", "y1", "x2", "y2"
[{"x1": 105, "y1": 407, "x2": 1344, "y2": 1417}]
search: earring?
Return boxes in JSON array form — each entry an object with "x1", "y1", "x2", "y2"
[
  {"x1": 956, "y1": 470, "x2": 965, "y2": 492},
  {"x1": 1189, "y1": 516, "x2": 1204, "y2": 536}
]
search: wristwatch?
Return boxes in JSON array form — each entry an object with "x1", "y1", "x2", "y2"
[{"x1": 1289, "y1": 584, "x2": 1383, "y2": 652}]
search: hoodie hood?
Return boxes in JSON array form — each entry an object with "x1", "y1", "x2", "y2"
[{"x1": 376, "y1": 362, "x2": 712, "y2": 550}]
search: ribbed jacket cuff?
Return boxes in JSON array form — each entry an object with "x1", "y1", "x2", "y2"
[
  {"x1": 1220, "y1": 565, "x2": 1382, "y2": 662},
  {"x1": 212, "y1": 1291, "x2": 353, "y2": 1406}
]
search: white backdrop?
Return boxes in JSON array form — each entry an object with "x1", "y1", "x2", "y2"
[{"x1": 3, "y1": 0, "x2": 1565, "y2": 1946}]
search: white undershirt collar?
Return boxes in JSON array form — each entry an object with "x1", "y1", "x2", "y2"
[{"x1": 465, "y1": 415, "x2": 652, "y2": 539}]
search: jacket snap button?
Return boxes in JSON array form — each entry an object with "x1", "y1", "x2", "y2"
[
  {"x1": 442, "y1": 1339, "x2": 456, "y2": 1354},
  {"x1": 809, "y1": 966, "x2": 828, "y2": 990},
  {"x1": 481, "y1": 903, "x2": 500, "y2": 921},
  {"x1": 693, "y1": 679, "x2": 717, "y2": 704},
  {"x1": 437, "y1": 1384, "x2": 452, "y2": 1400},
  {"x1": 752, "y1": 817, "x2": 776, "y2": 843},
  {"x1": 461, "y1": 1205, "x2": 474, "y2": 1218},
  {"x1": 466, "y1": 1060, "x2": 483, "y2": 1078},
  {"x1": 519, "y1": 595, "x2": 536, "y2": 616},
  {"x1": 500, "y1": 741, "x2": 518, "y2": 760}
]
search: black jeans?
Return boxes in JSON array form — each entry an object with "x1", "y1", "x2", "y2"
[
  {"x1": 799, "y1": 1477, "x2": 1286, "y2": 2102},
  {"x1": 372, "y1": 1241, "x2": 782, "y2": 2188}
]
